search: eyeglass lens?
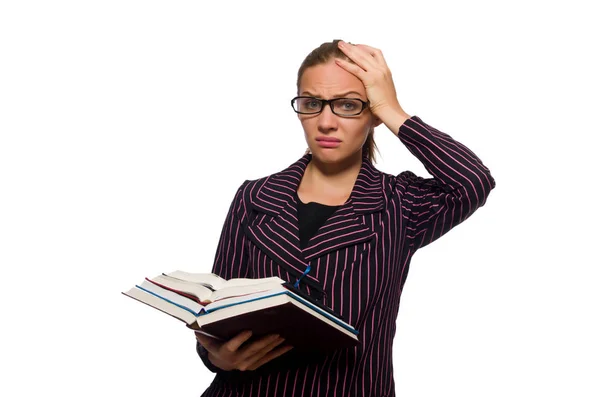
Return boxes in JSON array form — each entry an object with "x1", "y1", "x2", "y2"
[{"x1": 294, "y1": 97, "x2": 363, "y2": 116}]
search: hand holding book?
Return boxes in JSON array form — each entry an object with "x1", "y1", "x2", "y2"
[
  {"x1": 123, "y1": 271, "x2": 359, "y2": 356},
  {"x1": 195, "y1": 330, "x2": 293, "y2": 371}
]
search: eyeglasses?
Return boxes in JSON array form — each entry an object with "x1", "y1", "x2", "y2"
[{"x1": 291, "y1": 96, "x2": 370, "y2": 117}]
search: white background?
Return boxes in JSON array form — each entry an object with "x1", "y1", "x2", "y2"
[{"x1": 1, "y1": 1, "x2": 598, "y2": 396}]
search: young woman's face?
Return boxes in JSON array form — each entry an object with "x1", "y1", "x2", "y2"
[{"x1": 297, "y1": 59, "x2": 377, "y2": 165}]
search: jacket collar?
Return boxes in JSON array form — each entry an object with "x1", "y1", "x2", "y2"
[
  {"x1": 250, "y1": 152, "x2": 386, "y2": 216},
  {"x1": 245, "y1": 153, "x2": 387, "y2": 288}
]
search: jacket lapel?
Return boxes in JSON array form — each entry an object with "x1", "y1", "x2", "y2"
[
  {"x1": 301, "y1": 155, "x2": 384, "y2": 260},
  {"x1": 246, "y1": 152, "x2": 386, "y2": 285}
]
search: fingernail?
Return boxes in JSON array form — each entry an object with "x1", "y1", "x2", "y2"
[{"x1": 338, "y1": 41, "x2": 345, "y2": 48}]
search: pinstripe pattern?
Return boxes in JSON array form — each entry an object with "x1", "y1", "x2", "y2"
[{"x1": 199, "y1": 115, "x2": 495, "y2": 397}]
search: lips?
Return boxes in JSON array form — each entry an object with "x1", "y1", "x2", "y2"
[
  {"x1": 316, "y1": 137, "x2": 341, "y2": 148},
  {"x1": 316, "y1": 137, "x2": 341, "y2": 142}
]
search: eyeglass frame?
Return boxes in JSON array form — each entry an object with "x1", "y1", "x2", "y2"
[{"x1": 290, "y1": 96, "x2": 370, "y2": 117}]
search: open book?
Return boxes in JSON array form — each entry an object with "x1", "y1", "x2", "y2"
[{"x1": 123, "y1": 271, "x2": 360, "y2": 352}]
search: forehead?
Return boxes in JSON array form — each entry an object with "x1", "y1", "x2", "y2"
[{"x1": 299, "y1": 60, "x2": 366, "y2": 99}]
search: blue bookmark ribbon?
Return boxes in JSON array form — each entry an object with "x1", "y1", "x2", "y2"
[{"x1": 293, "y1": 264, "x2": 312, "y2": 288}]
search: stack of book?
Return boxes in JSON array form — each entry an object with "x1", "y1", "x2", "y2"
[{"x1": 122, "y1": 271, "x2": 359, "y2": 352}]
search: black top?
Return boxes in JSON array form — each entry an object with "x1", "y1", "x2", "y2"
[{"x1": 296, "y1": 191, "x2": 341, "y2": 249}]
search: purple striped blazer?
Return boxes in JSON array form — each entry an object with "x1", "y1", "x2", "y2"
[{"x1": 198, "y1": 115, "x2": 496, "y2": 397}]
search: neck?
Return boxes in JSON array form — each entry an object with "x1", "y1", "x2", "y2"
[{"x1": 302, "y1": 151, "x2": 363, "y2": 198}]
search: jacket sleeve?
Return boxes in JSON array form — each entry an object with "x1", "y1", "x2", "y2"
[
  {"x1": 197, "y1": 180, "x2": 251, "y2": 373},
  {"x1": 395, "y1": 115, "x2": 496, "y2": 251}
]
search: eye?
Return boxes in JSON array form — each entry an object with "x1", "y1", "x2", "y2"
[
  {"x1": 306, "y1": 99, "x2": 321, "y2": 109},
  {"x1": 333, "y1": 99, "x2": 362, "y2": 114},
  {"x1": 341, "y1": 100, "x2": 358, "y2": 110}
]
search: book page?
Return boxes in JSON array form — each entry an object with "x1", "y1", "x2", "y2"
[
  {"x1": 164, "y1": 271, "x2": 285, "y2": 291},
  {"x1": 210, "y1": 282, "x2": 285, "y2": 302},
  {"x1": 150, "y1": 275, "x2": 213, "y2": 302},
  {"x1": 165, "y1": 271, "x2": 226, "y2": 289},
  {"x1": 220, "y1": 276, "x2": 285, "y2": 289},
  {"x1": 138, "y1": 280, "x2": 205, "y2": 314}
]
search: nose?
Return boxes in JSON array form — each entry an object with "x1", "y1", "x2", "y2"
[{"x1": 317, "y1": 103, "x2": 338, "y2": 133}]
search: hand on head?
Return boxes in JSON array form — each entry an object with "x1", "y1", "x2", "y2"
[{"x1": 334, "y1": 41, "x2": 404, "y2": 118}]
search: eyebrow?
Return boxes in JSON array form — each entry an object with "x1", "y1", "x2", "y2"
[{"x1": 300, "y1": 90, "x2": 365, "y2": 99}]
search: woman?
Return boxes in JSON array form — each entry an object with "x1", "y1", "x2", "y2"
[{"x1": 195, "y1": 39, "x2": 495, "y2": 397}]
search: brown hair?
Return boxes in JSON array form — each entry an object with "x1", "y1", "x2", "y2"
[{"x1": 297, "y1": 39, "x2": 379, "y2": 163}]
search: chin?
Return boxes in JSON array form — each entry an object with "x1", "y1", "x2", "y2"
[{"x1": 310, "y1": 149, "x2": 352, "y2": 164}]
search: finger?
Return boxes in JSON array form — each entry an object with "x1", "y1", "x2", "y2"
[
  {"x1": 354, "y1": 44, "x2": 388, "y2": 67},
  {"x1": 247, "y1": 344, "x2": 294, "y2": 371},
  {"x1": 334, "y1": 58, "x2": 366, "y2": 80},
  {"x1": 339, "y1": 42, "x2": 377, "y2": 71},
  {"x1": 238, "y1": 334, "x2": 282, "y2": 360},
  {"x1": 221, "y1": 330, "x2": 254, "y2": 353},
  {"x1": 337, "y1": 41, "x2": 378, "y2": 72},
  {"x1": 237, "y1": 337, "x2": 286, "y2": 371},
  {"x1": 253, "y1": 336, "x2": 285, "y2": 358}
]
